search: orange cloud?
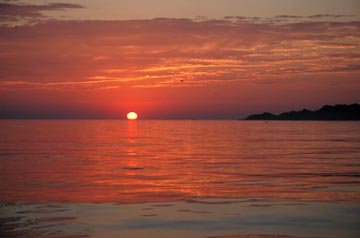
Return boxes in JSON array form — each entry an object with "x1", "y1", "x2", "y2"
[{"x1": 1, "y1": 18, "x2": 359, "y2": 89}]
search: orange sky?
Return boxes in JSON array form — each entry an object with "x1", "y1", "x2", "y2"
[{"x1": 0, "y1": 1, "x2": 359, "y2": 119}]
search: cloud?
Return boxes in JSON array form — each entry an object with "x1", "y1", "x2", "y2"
[
  {"x1": 0, "y1": 17, "x2": 359, "y2": 90},
  {"x1": 0, "y1": 2, "x2": 84, "y2": 16},
  {"x1": 274, "y1": 14, "x2": 357, "y2": 20},
  {"x1": 0, "y1": 2, "x2": 84, "y2": 25},
  {"x1": 275, "y1": 15, "x2": 304, "y2": 19},
  {"x1": 308, "y1": 14, "x2": 356, "y2": 19}
]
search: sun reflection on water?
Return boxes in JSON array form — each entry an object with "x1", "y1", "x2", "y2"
[{"x1": 0, "y1": 120, "x2": 359, "y2": 204}]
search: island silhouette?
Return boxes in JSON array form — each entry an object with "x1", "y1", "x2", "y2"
[{"x1": 244, "y1": 103, "x2": 360, "y2": 120}]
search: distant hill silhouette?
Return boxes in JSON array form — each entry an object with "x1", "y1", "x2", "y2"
[{"x1": 244, "y1": 103, "x2": 360, "y2": 120}]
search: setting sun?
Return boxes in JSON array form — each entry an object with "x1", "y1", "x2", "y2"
[{"x1": 126, "y1": 112, "x2": 138, "y2": 120}]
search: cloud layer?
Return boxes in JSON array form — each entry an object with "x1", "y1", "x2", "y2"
[{"x1": 0, "y1": 16, "x2": 359, "y2": 90}]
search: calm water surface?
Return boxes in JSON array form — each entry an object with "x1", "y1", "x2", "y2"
[{"x1": 0, "y1": 120, "x2": 359, "y2": 238}]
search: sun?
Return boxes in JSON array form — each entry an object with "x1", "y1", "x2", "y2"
[{"x1": 126, "y1": 112, "x2": 138, "y2": 120}]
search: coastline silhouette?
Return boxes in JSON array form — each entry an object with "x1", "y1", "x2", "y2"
[{"x1": 244, "y1": 103, "x2": 360, "y2": 120}]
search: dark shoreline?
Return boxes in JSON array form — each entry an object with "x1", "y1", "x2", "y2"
[{"x1": 244, "y1": 103, "x2": 360, "y2": 121}]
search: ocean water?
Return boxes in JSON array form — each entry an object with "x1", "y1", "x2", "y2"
[{"x1": 0, "y1": 120, "x2": 359, "y2": 238}]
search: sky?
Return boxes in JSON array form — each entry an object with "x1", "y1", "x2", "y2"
[{"x1": 0, "y1": 0, "x2": 359, "y2": 119}]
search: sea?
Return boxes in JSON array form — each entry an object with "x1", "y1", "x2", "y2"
[{"x1": 0, "y1": 120, "x2": 359, "y2": 238}]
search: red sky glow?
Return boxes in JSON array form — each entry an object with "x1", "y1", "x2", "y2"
[{"x1": 0, "y1": 0, "x2": 359, "y2": 119}]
